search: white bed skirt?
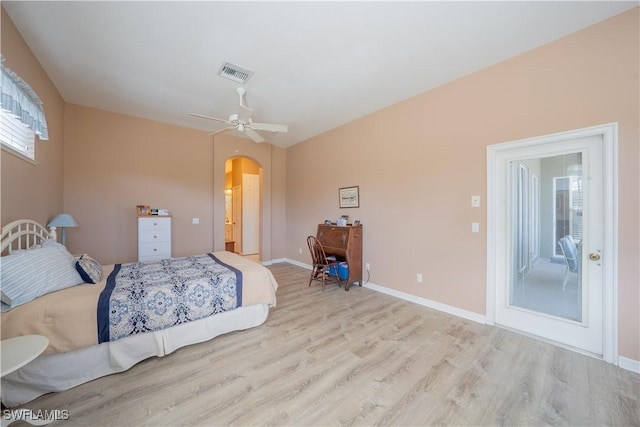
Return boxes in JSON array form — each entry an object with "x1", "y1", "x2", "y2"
[{"x1": 2, "y1": 304, "x2": 270, "y2": 407}]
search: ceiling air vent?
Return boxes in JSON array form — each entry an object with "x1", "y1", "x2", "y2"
[{"x1": 217, "y1": 62, "x2": 254, "y2": 84}]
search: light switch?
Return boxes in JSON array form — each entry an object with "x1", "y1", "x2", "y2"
[
  {"x1": 192, "y1": 218, "x2": 200, "y2": 225},
  {"x1": 472, "y1": 222, "x2": 479, "y2": 233},
  {"x1": 471, "y1": 195, "x2": 481, "y2": 208}
]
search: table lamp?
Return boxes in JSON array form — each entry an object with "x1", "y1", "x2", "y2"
[{"x1": 47, "y1": 213, "x2": 78, "y2": 246}]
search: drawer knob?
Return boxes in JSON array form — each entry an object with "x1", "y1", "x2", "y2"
[
  {"x1": 154, "y1": 235, "x2": 158, "y2": 239},
  {"x1": 153, "y1": 222, "x2": 157, "y2": 226},
  {"x1": 153, "y1": 248, "x2": 157, "y2": 252}
]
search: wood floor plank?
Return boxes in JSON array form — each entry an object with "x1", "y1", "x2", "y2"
[{"x1": 15, "y1": 262, "x2": 639, "y2": 426}]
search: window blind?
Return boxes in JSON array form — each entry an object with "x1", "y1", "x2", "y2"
[{"x1": 1, "y1": 108, "x2": 35, "y2": 159}]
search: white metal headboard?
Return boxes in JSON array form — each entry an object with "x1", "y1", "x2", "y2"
[{"x1": 1, "y1": 219, "x2": 57, "y2": 255}]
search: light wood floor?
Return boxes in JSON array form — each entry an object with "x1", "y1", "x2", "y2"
[{"x1": 23, "y1": 263, "x2": 640, "y2": 426}]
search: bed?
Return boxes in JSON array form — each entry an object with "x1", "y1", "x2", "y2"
[{"x1": 0, "y1": 219, "x2": 278, "y2": 407}]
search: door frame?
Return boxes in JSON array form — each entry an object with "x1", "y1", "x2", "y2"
[
  {"x1": 232, "y1": 184, "x2": 242, "y2": 254},
  {"x1": 486, "y1": 122, "x2": 618, "y2": 363}
]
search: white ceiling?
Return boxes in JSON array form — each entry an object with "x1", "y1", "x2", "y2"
[{"x1": 3, "y1": 1, "x2": 637, "y2": 148}]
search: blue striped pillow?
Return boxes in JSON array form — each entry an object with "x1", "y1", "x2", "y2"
[{"x1": 1, "y1": 243, "x2": 84, "y2": 310}]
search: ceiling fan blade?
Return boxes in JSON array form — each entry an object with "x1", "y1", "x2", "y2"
[
  {"x1": 249, "y1": 122, "x2": 288, "y2": 133},
  {"x1": 189, "y1": 113, "x2": 229, "y2": 123},
  {"x1": 208, "y1": 126, "x2": 236, "y2": 136},
  {"x1": 244, "y1": 128, "x2": 265, "y2": 143}
]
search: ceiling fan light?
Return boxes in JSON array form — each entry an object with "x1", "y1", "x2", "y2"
[{"x1": 238, "y1": 123, "x2": 245, "y2": 132}]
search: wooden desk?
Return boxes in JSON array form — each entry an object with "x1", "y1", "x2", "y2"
[{"x1": 316, "y1": 224, "x2": 363, "y2": 291}]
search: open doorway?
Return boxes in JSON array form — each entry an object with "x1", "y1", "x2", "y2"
[{"x1": 224, "y1": 157, "x2": 262, "y2": 260}]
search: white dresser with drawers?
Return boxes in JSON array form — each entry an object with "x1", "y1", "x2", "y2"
[{"x1": 138, "y1": 216, "x2": 171, "y2": 262}]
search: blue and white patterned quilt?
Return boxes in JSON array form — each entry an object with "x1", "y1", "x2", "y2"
[{"x1": 97, "y1": 253, "x2": 242, "y2": 343}]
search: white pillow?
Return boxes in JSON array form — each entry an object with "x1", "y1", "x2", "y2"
[
  {"x1": 1, "y1": 243, "x2": 84, "y2": 310},
  {"x1": 42, "y1": 239, "x2": 75, "y2": 262}
]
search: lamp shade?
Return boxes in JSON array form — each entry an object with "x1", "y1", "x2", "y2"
[{"x1": 47, "y1": 213, "x2": 78, "y2": 228}]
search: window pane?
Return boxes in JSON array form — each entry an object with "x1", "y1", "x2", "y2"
[
  {"x1": 0, "y1": 108, "x2": 35, "y2": 159},
  {"x1": 509, "y1": 153, "x2": 583, "y2": 322}
]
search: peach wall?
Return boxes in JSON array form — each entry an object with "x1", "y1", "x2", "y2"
[
  {"x1": 286, "y1": 8, "x2": 639, "y2": 360},
  {"x1": 63, "y1": 104, "x2": 215, "y2": 265},
  {"x1": 0, "y1": 7, "x2": 65, "y2": 227},
  {"x1": 271, "y1": 146, "x2": 287, "y2": 259},
  {"x1": 64, "y1": 106, "x2": 288, "y2": 267}
]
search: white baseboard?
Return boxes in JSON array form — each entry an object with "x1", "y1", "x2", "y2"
[
  {"x1": 278, "y1": 258, "x2": 311, "y2": 269},
  {"x1": 262, "y1": 258, "x2": 288, "y2": 266},
  {"x1": 277, "y1": 258, "x2": 485, "y2": 323},
  {"x1": 618, "y1": 356, "x2": 640, "y2": 374},
  {"x1": 363, "y1": 281, "x2": 486, "y2": 324}
]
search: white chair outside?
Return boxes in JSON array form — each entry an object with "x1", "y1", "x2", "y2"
[{"x1": 558, "y1": 235, "x2": 579, "y2": 291}]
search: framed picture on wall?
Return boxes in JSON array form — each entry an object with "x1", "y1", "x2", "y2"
[{"x1": 339, "y1": 186, "x2": 359, "y2": 208}]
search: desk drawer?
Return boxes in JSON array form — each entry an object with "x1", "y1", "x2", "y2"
[{"x1": 323, "y1": 246, "x2": 346, "y2": 257}]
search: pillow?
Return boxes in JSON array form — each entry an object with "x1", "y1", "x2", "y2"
[
  {"x1": 75, "y1": 254, "x2": 103, "y2": 284},
  {"x1": 42, "y1": 239, "x2": 75, "y2": 262},
  {"x1": 0, "y1": 244, "x2": 84, "y2": 310},
  {"x1": 1, "y1": 249, "x2": 43, "y2": 305}
]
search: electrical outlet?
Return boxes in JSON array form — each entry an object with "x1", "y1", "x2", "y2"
[
  {"x1": 417, "y1": 273, "x2": 423, "y2": 283},
  {"x1": 298, "y1": 248, "x2": 302, "y2": 254},
  {"x1": 192, "y1": 218, "x2": 199, "y2": 225},
  {"x1": 471, "y1": 195, "x2": 481, "y2": 208},
  {"x1": 365, "y1": 262, "x2": 370, "y2": 271}
]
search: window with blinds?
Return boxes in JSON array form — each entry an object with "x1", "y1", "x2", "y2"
[{"x1": 1, "y1": 108, "x2": 35, "y2": 161}]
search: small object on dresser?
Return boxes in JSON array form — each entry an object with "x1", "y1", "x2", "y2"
[
  {"x1": 151, "y1": 209, "x2": 159, "y2": 215},
  {"x1": 158, "y1": 208, "x2": 170, "y2": 216},
  {"x1": 353, "y1": 220, "x2": 361, "y2": 226},
  {"x1": 336, "y1": 218, "x2": 347, "y2": 226},
  {"x1": 136, "y1": 205, "x2": 151, "y2": 216}
]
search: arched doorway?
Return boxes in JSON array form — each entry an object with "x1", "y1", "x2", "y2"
[{"x1": 224, "y1": 156, "x2": 262, "y2": 260}]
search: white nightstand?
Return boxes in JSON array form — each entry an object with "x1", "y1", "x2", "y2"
[
  {"x1": 1, "y1": 335, "x2": 48, "y2": 377},
  {"x1": 1, "y1": 335, "x2": 50, "y2": 426}
]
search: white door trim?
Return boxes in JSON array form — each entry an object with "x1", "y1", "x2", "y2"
[{"x1": 486, "y1": 123, "x2": 618, "y2": 364}]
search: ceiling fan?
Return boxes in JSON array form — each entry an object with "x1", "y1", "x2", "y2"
[{"x1": 189, "y1": 87, "x2": 288, "y2": 143}]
